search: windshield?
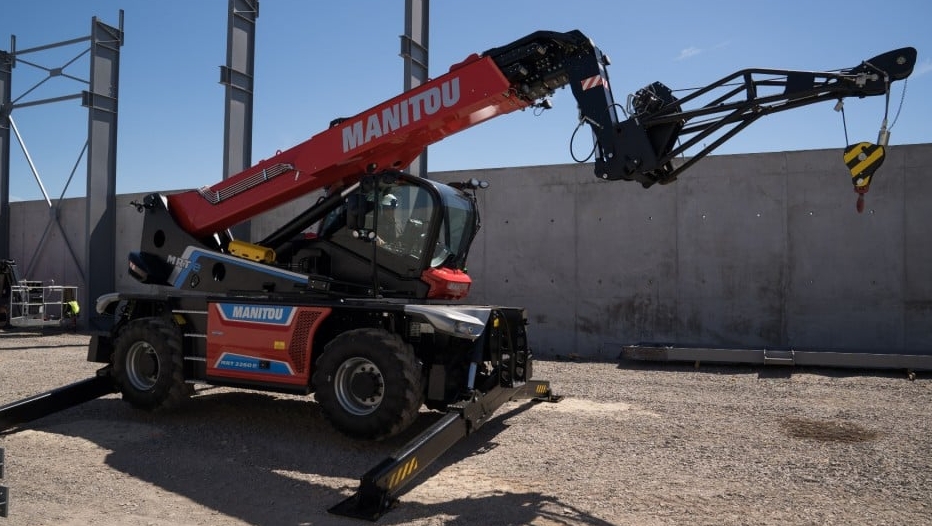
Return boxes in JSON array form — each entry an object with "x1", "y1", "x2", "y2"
[
  {"x1": 430, "y1": 188, "x2": 477, "y2": 270},
  {"x1": 318, "y1": 176, "x2": 478, "y2": 275}
]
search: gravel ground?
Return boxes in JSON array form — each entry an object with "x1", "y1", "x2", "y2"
[{"x1": 1, "y1": 329, "x2": 930, "y2": 526}]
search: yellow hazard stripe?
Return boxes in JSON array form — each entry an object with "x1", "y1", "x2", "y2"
[
  {"x1": 387, "y1": 457, "x2": 419, "y2": 490},
  {"x1": 844, "y1": 143, "x2": 884, "y2": 178},
  {"x1": 842, "y1": 142, "x2": 868, "y2": 164}
]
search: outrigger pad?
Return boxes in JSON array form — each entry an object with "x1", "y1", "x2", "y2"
[{"x1": 329, "y1": 490, "x2": 396, "y2": 522}]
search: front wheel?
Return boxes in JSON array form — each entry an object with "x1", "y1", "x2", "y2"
[
  {"x1": 112, "y1": 317, "x2": 189, "y2": 411},
  {"x1": 312, "y1": 328, "x2": 423, "y2": 440}
]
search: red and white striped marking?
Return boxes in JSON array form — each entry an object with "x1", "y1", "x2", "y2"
[{"x1": 581, "y1": 74, "x2": 607, "y2": 91}]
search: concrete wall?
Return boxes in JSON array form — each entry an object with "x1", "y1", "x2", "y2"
[{"x1": 8, "y1": 144, "x2": 932, "y2": 356}]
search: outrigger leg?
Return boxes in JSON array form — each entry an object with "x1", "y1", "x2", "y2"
[
  {"x1": 329, "y1": 379, "x2": 561, "y2": 521},
  {"x1": 0, "y1": 368, "x2": 116, "y2": 433}
]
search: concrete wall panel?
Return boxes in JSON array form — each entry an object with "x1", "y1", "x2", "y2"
[
  {"x1": 574, "y1": 171, "x2": 678, "y2": 349},
  {"x1": 55, "y1": 198, "x2": 87, "y2": 290},
  {"x1": 676, "y1": 154, "x2": 787, "y2": 347},
  {"x1": 785, "y1": 147, "x2": 908, "y2": 351},
  {"x1": 478, "y1": 166, "x2": 579, "y2": 302},
  {"x1": 7, "y1": 144, "x2": 931, "y2": 358},
  {"x1": 8, "y1": 198, "x2": 84, "y2": 290},
  {"x1": 478, "y1": 166, "x2": 580, "y2": 355},
  {"x1": 903, "y1": 144, "x2": 932, "y2": 349}
]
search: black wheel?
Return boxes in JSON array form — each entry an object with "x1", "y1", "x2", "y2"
[
  {"x1": 112, "y1": 317, "x2": 189, "y2": 411},
  {"x1": 312, "y1": 328, "x2": 423, "y2": 440}
]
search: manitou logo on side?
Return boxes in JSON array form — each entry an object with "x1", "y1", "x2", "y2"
[
  {"x1": 342, "y1": 77, "x2": 461, "y2": 153},
  {"x1": 230, "y1": 305, "x2": 286, "y2": 321},
  {"x1": 216, "y1": 303, "x2": 296, "y2": 325}
]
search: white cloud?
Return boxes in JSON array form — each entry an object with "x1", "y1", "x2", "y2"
[{"x1": 676, "y1": 46, "x2": 702, "y2": 61}]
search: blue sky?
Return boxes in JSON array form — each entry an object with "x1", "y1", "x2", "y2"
[{"x1": 2, "y1": 0, "x2": 929, "y2": 201}]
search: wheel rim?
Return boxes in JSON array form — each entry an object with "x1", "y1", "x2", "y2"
[
  {"x1": 125, "y1": 340, "x2": 160, "y2": 391},
  {"x1": 333, "y1": 357, "x2": 384, "y2": 416}
]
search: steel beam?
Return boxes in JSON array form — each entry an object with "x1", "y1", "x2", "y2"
[{"x1": 622, "y1": 344, "x2": 932, "y2": 372}]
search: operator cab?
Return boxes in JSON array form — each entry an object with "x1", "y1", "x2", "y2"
[{"x1": 285, "y1": 173, "x2": 480, "y2": 299}]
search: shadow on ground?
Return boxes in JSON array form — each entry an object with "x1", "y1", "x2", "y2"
[{"x1": 7, "y1": 389, "x2": 614, "y2": 526}]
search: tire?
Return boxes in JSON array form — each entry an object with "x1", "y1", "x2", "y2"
[
  {"x1": 312, "y1": 328, "x2": 423, "y2": 440},
  {"x1": 112, "y1": 317, "x2": 189, "y2": 411}
]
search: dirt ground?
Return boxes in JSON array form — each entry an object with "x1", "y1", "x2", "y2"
[{"x1": 1, "y1": 329, "x2": 930, "y2": 526}]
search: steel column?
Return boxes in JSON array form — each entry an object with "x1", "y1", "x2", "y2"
[
  {"x1": 0, "y1": 50, "x2": 12, "y2": 260},
  {"x1": 401, "y1": 0, "x2": 429, "y2": 178},
  {"x1": 220, "y1": 0, "x2": 258, "y2": 240},
  {"x1": 83, "y1": 14, "x2": 123, "y2": 330}
]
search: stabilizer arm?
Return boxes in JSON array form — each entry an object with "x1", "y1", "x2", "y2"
[
  {"x1": 0, "y1": 368, "x2": 116, "y2": 433},
  {"x1": 329, "y1": 380, "x2": 559, "y2": 521}
]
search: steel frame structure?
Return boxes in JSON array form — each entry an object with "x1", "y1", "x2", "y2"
[
  {"x1": 1, "y1": 3, "x2": 430, "y2": 329},
  {"x1": 0, "y1": 13, "x2": 123, "y2": 330}
]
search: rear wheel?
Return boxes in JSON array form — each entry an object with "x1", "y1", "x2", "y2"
[
  {"x1": 313, "y1": 328, "x2": 423, "y2": 440},
  {"x1": 112, "y1": 317, "x2": 189, "y2": 411}
]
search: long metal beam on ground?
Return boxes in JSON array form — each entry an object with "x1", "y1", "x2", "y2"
[{"x1": 622, "y1": 344, "x2": 932, "y2": 374}]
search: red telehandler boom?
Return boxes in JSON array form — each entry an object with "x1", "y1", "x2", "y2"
[{"x1": 0, "y1": 29, "x2": 916, "y2": 520}]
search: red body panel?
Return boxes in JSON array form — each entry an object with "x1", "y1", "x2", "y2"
[
  {"x1": 167, "y1": 56, "x2": 530, "y2": 238},
  {"x1": 421, "y1": 267, "x2": 472, "y2": 300},
  {"x1": 205, "y1": 302, "x2": 331, "y2": 387}
]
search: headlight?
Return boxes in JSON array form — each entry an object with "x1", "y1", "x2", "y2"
[{"x1": 453, "y1": 320, "x2": 482, "y2": 336}]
